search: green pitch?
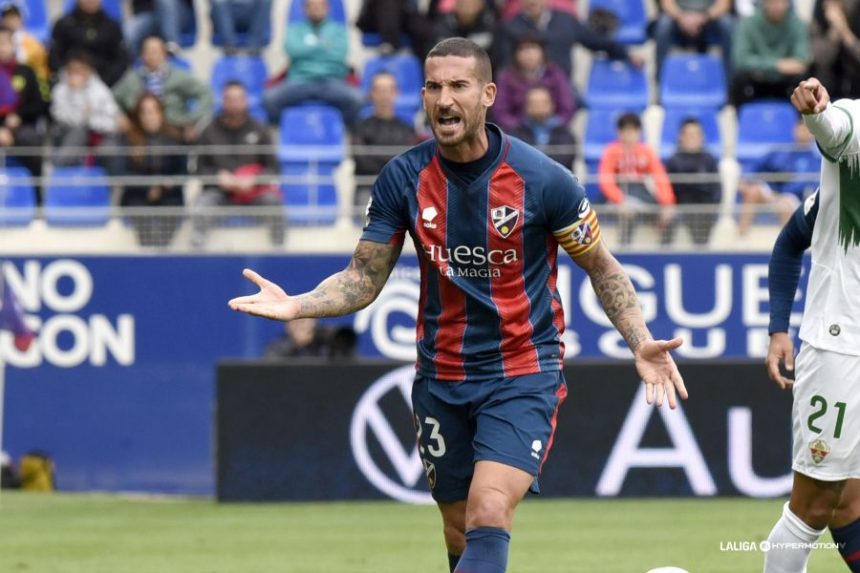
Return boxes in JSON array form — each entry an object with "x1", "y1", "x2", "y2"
[{"x1": 0, "y1": 492, "x2": 847, "y2": 572}]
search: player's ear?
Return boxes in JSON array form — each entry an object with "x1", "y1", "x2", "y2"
[{"x1": 483, "y1": 82, "x2": 497, "y2": 108}]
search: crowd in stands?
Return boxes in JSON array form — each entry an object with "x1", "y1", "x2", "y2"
[{"x1": 2, "y1": 0, "x2": 858, "y2": 248}]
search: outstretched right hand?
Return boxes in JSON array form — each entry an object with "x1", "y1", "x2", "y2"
[
  {"x1": 791, "y1": 77, "x2": 830, "y2": 115},
  {"x1": 228, "y1": 268, "x2": 301, "y2": 321},
  {"x1": 766, "y1": 332, "x2": 795, "y2": 389}
]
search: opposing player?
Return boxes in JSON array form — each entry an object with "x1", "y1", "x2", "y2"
[
  {"x1": 763, "y1": 78, "x2": 860, "y2": 572},
  {"x1": 229, "y1": 38, "x2": 687, "y2": 573}
]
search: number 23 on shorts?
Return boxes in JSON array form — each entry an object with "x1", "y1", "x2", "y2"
[{"x1": 416, "y1": 415, "x2": 447, "y2": 457}]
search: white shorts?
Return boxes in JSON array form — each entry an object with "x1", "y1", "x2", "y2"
[{"x1": 792, "y1": 343, "x2": 860, "y2": 480}]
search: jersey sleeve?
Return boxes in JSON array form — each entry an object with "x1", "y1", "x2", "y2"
[
  {"x1": 360, "y1": 161, "x2": 408, "y2": 245},
  {"x1": 806, "y1": 99, "x2": 859, "y2": 163},
  {"x1": 543, "y1": 165, "x2": 602, "y2": 258}
]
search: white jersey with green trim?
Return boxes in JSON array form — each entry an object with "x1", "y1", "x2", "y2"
[{"x1": 799, "y1": 98, "x2": 860, "y2": 356}]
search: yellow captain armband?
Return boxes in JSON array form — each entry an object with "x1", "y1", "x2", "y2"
[{"x1": 554, "y1": 204, "x2": 602, "y2": 258}]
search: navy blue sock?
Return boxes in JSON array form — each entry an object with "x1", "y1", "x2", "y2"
[
  {"x1": 832, "y1": 517, "x2": 860, "y2": 571},
  {"x1": 448, "y1": 553, "x2": 460, "y2": 572},
  {"x1": 453, "y1": 527, "x2": 510, "y2": 573}
]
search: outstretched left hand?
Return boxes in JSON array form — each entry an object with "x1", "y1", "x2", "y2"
[{"x1": 634, "y1": 337, "x2": 687, "y2": 409}]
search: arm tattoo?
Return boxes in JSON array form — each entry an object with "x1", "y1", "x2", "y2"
[
  {"x1": 294, "y1": 240, "x2": 402, "y2": 318},
  {"x1": 581, "y1": 246, "x2": 650, "y2": 351}
]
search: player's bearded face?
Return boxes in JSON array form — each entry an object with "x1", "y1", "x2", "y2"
[{"x1": 422, "y1": 56, "x2": 494, "y2": 147}]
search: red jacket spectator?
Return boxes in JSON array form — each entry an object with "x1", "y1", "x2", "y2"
[{"x1": 598, "y1": 141, "x2": 675, "y2": 205}]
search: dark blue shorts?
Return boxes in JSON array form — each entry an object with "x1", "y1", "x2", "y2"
[{"x1": 411, "y1": 370, "x2": 568, "y2": 504}]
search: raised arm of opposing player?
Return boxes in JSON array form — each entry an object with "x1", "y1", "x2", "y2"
[
  {"x1": 792, "y1": 78, "x2": 855, "y2": 157},
  {"x1": 228, "y1": 239, "x2": 403, "y2": 321}
]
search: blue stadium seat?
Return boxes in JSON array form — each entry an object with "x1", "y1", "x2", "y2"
[
  {"x1": 17, "y1": 0, "x2": 49, "y2": 43},
  {"x1": 361, "y1": 33, "x2": 411, "y2": 48},
  {"x1": 660, "y1": 106, "x2": 721, "y2": 159},
  {"x1": 362, "y1": 54, "x2": 423, "y2": 111},
  {"x1": 583, "y1": 108, "x2": 631, "y2": 202},
  {"x1": 64, "y1": 0, "x2": 122, "y2": 21},
  {"x1": 660, "y1": 54, "x2": 726, "y2": 108},
  {"x1": 289, "y1": 0, "x2": 346, "y2": 23},
  {"x1": 178, "y1": 7, "x2": 197, "y2": 48},
  {"x1": 736, "y1": 100, "x2": 797, "y2": 171},
  {"x1": 44, "y1": 166, "x2": 111, "y2": 227},
  {"x1": 0, "y1": 166, "x2": 36, "y2": 226},
  {"x1": 212, "y1": 4, "x2": 273, "y2": 48},
  {"x1": 586, "y1": 59, "x2": 649, "y2": 111},
  {"x1": 280, "y1": 162, "x2": 339, "y2": 226},
  {"x1": 211, "y1": 55, "x2": 268, "y2": 110},
  {"x1": 588, "y1": 0, "x2": 647, "y2": 44},
  {"x1": 278, "y1": 104, "x2": 345, "y2": 163}
]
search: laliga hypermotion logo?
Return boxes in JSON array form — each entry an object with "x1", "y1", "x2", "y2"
[{"x1": 350, "y1": 365, "x2": 434, "y2": 504}]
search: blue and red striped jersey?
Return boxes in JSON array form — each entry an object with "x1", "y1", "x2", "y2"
[{"x1": 361, "y1": 124, "x2": 601, "y2": 381}]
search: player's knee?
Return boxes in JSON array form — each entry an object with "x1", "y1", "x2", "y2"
[
  {"x1": 465, "y1": 486, "x2": 515, "y2": 530},
  {"x1": 832, "y1": 495, "x2": 860, "y2": 527},
  {"x1": 792, "y1": 494, "x2": 840, "y2": 530},
  {"x1": 443, "y1": 521, "x2": 466, "y2": 554}
]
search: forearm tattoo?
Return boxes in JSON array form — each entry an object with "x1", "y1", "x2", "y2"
[
  {"x1": 295, "y1": 240, "x2": 401, "y2": 318},
  {"x1": 586, "y1": 250, "x2": 649, "y2": 351}
]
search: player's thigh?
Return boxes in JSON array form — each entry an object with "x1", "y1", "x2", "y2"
[
  {"x1": 472, "y1": 371, "x2": 567, "y2": 486},
  {"x1": 412, "y1": 375, "x2": 475, "y2": 504},
  {"x1": 792, "y1": 345, "x2": 860, "y2": 481}
]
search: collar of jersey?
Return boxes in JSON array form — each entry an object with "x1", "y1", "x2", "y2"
[{"x1": 435, "y1": 123, "x2": 509, "y2": 191}]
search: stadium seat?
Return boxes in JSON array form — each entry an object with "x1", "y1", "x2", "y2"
[
  {"x1": 178, "y1": 8, "x2": 197, "y2": 48},
  {"x1": 583, "y1": 108, "x2": 631, "y2": 202},
  {"x1": 278, "y1": 104, "x2": 345, "y2": 163},
  {"x1": 289, "y1": 0, "x2": 346, "y2": 23},
  {"x1": 586, "y1": 59, "x2": 649, "y2": 111},
  {"x1": 44, "y1": 166, "x2": 111, "y2": 227},
  {"x1": 211, "y1": 55, "x2": 268, "y2": 110},
  {"x1": 660, "y1": 106, "x2": 721, "y2": 159},
  {"x1": 660, "y1": 54, "x2": 726, "y2": 109},
  {"x1": 736, "y1": 100, "x2": 797, "y2": 171},
  {"x1": 64, "y1": 0, "x2": 122, "y2": 21},
  {"x1": 588, "y1": 0, "x2": 647, "y2": 44},
  {"x1": 212, "y1": 4, "x2": 273, "y2": 48},
  {"x1": 20, "y1": 0, "x2": 49, "y2": 43},
  {"x1": 0, "y1": 166, "x2": 36, "y2": 226},
  {"x1": 280, "y1": 162, "x2": 339, "y2": 226},
  {"x1": 361, "y1": 54, "x2": 423, "y2": 111}
]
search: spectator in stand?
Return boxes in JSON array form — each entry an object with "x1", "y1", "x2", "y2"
[
  {"x1": 192, "y1": 81, "x2": 284, "y2": 249},
  {"x1": 0, "y1": 3, "x2": 49, "y2": 90},
  {"x1": 663, "y1": 118, "x2": 721, "y2": 245},
  {"x1": 264, "y1": 318, "x2": 358, "y2": 360},
  {"x1": 598, "y1": 112, "x2": 676, "y2": 245},
  {"x1": 434, "y1": 0, "x2": 499, "y2": 51},
  {"x1": 510, "y1": 86, "x2": 576, "y2": 168},
  {"x1": 737, "y1": 116, "x2": 820, "y2": 236},
  {"x1": 501, "y1": 0, "x2": 576, "y2": 20},
  {"x1": 48, "y1": 0, "x2": 129, "y2": 87},
  {"x1": 494, "y1": 0, "x2": 641, "y2": 77},
  {"x1": 262, "y1": 0, "x2": 363, "y2": 128},
  {"x1": 119, "y1": 94, "x2": 186, "y2": 248},
  {"x1": 357, "y1": 0, "x2": 436, "y2": 58},
  {"x1": 50, "y1": 50, "x2": 120, "y2": 170},
  {"x1": 211, "y1": 0, "x2": 272, "y2": 55},
  {"x1": 124, "y1": 0, "x2": 195, "y2": 57},
  {"x1": 730, "y1": 0, "x2": 809, "y2": 107},
  {"x1": 0, "y1": 26, "x2": 47, "y2": 201},
  {"x1": 112, "y1": 35, "x2": 213, "y2": 142},
  {"x1": 492, "y1": 36, "x2": 575, "y2": 131},
  {"x1": 653, "y1": 0, "x2": 733, "y2": 80},
  {"x1": 352, "y1": 72, "x2": 419, "y2": 220},
  {"x1": 810, "y1": 0, "x2": 860, "y2": 99}
]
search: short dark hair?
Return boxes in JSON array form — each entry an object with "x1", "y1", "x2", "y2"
[
  {"x1": 0, "y1": 4, "x2": 19, "y2": 18},
  {"x1": 223, "y1": 80, "x2": 247, "y2": 92},
  {"x1": 65, "y1": 49, "x2": 94, "y2": 70},
  {"x1": 680, "y1": 117, "x2": 702, "y2": 130},
  {"x1": 142, "y1": 34, "x2": 166, "y2": 47},
  {"x1": 617, "y1": 112, "x2": 641, "y2": 130},
  {"x1": 426, "y1": 37, "x2": 492, "y2": 83}
]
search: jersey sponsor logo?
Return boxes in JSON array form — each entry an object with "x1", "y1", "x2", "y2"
[
  {"x1": 491, "y1": 206, "x2": 519, "y2": 239},
  {"x1": 571, "y1": 222, "x2": 594, "y2": 246},
  {"x1": 809, "y1": 438, "x2": 830, "y2": 464},
  {"x1": 424, "y1": 244, "x2": 519, "y2": 278},
  {"x1": 350, "y1": 365, "x2": 433, "y2": 504},
  {"x1": 421, "y1": 207, "x2": 438, "y2": 229}
]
